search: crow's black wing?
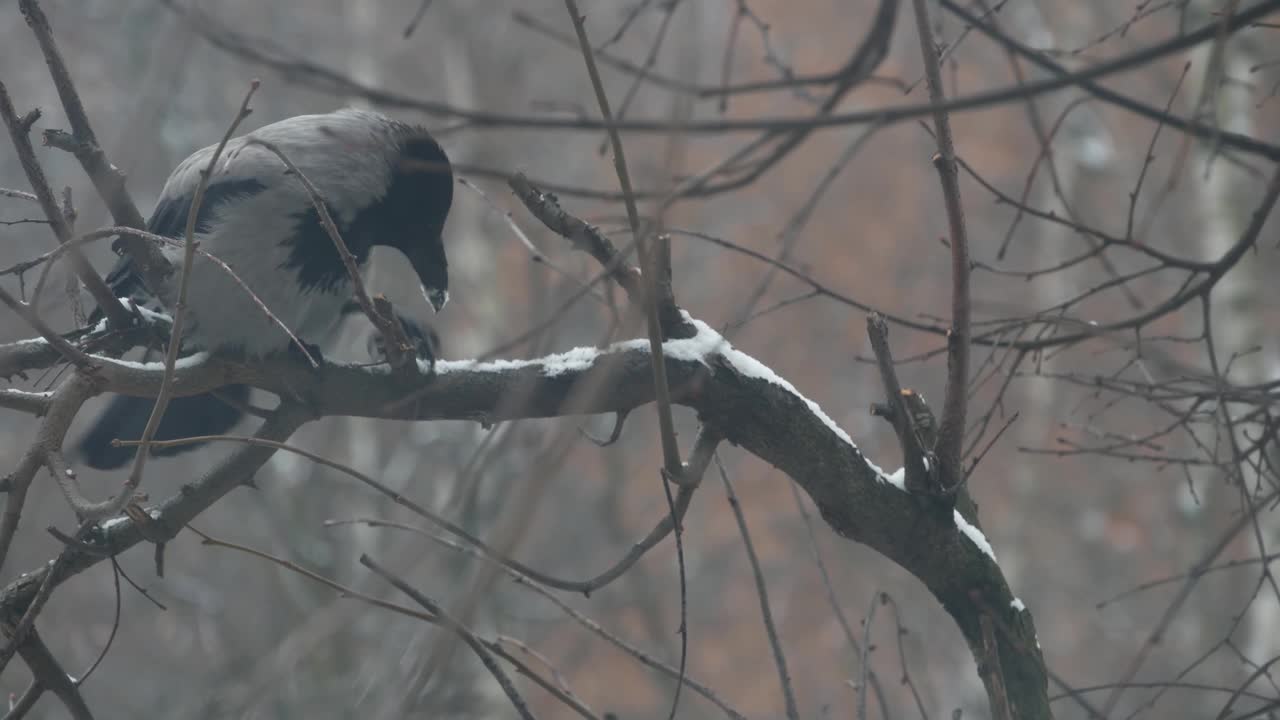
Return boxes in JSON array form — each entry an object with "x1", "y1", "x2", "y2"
[{"x1": 145, "y1": 177, "x2": 267, "y2": 240}]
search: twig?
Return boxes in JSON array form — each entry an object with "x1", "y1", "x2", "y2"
[
  {"x1": 1, "y1": 404, "x2": 307, "y2": 677},
  {"x1": 2, "y1": 681, "x2": 43, "y2": 720},
  {"x1": 595, "y1": 0, "x2": 678, "y2": 154},
  {"x1": 581, "y1": 408, "x2": 630, "y2": 447},
  {"x1": 75, "y1": 554, "x2": 122, "y2": 686},
  {"x1": 99, "y1": 226, "x2": 317, "y2": 366},
  {"x1": 716, "y1": 454, "x2": 800, "y2": 720},
  {"x1": 856, "y1": 592, "x2": 881, "y2": 720},
  {"x1": 658, "y1": 447, "x2": 691, "y2": 720},
  {"x1": 910, "y1": 0, "x2": 971, "y2": 480},
  {"x1": 457, "y1": 176, "x2": 606, "y2": 304},
  {"x1": 17, "y1": 0, "x2": 173, "y2": 291},
  {"x1": 0, "y1": 188, "x2": 38, "y2": 201},
  {"x1": 965, "y1": 411, "x2": 1019, "y2": 478},
  {"x1": 120, "y1": 80, "x2": 260, "y2": 523},
  {"x1": 867, "y1": 313, "x2": 935, "y2": 493},
  {"x1": 563, "y1": 0, "x2": 685, "y2": 483},
  {"x1": 494, "y1": 635, "x2": 573, "y2": 697},
  {"x1": 0, "y1": 82, "x2": 131, "y2": 329},
  {"x1": 332, "y1": 523, "x2": 749, "y2": 720},
  {"x1": 132, "y1": 425, "x2": 723, "y2": 595},
  {"x1": 0, "y1": 520, "x2": 94, "y2": 677},
  {"x1": 359, "y1": 555, "x2": 537, "y2": 720},
  {"x1": 188, "y1": 525, "x2": 434, "y2": 622},
  {"x1": 0, "y1": 373, "x2": 98, "y2": 576},
  {"x1": 159, "y1": 0, "x2": 1280, "y2": 159},
  {"x1": 508, "y1": 172, "x2": 642, "y2": 299},
  {"x1": 0, "y1": 285, "x2": 92, "y2": 368},
  {"x1": 247, "y1": 137, "x2": 416, "y2": 369},
  {"x1": 487, "y1": 639, "x2": 599, "y2": 720},
  {"x1": 882, "y1": 593, "x2": 931, "y2": 720},
  {"x1": 193, "y1": 522, "x2": 585, "y2": 719},
  {"x1": 402, "y1": 0, "x2": 434, "y2": 38},
  {"x1": 787, "y1": 482, "x2": 891, "y2": 714}
]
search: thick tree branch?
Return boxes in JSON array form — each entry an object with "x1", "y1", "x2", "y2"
[
  {"x1": 0, "y1": 314, "x2": 1047, "y2": 717},
  {"x1": 6, "y1": 629, "x2": 94, "y2": 720}
]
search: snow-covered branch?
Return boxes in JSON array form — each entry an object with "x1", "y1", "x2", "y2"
[{"x1": 0, "y1": 312, "x2": 1047, "y2": 716}]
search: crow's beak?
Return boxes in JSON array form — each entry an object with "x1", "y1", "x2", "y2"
[
  {"x1": 423, "y1": 286, "x2": 448, "y2": 313},
  {"x1": 406, "y1": 242, "x2": 448, "y2": 314}
]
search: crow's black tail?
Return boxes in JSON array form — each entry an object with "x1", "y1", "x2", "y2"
[{"x1": 74, "y1": 385, "x2": 250, "y2": 470}]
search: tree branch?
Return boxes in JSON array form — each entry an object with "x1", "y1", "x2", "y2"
[
  {"x1": 162, "y1": 0, "x2": 1280, "y2": 160},
  {"x1": 563, "y1": 0, "x2": 686, "y2": 485},
  {"x1": 246, "y1": 137, "x2": 408, "y2": 369},
  {"x1": 509, "y1": 172, "x2": 644, "y2": 301},
  {"x1": 0, "y1": 82, "x2": 131, "y2": 329},
  {"x1": 910, "y1": 0, "x2": 971, "y2": 480},
  {"x1": 18, "y1": 0, "x2": 173, "y2": 292},
  {"x1": 0, "y1": 313, "x2": 1048, "y2": 717},
  {"x1": 120, "y1": 81, "x2": 262, "y2": 523},
  {"x1": 5, "y1": 629, "x2": 94, "y2": 720},
  {"x1": 866, "y1": 313, "x2": 936, "y2": 494}
]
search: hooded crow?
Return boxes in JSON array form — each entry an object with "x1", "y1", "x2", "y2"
[{"x1": 75, "y1": 108, "x2": 453, "y2": 469}]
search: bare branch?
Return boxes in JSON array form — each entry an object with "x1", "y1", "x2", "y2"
[
  {"x1": 509, "y1": 172, "x2": 643, "y2": 299},
  {"x1": 359, "y1": 555, "x2": 537, "y2": 720},
  {"x1": 0, "y1": 372, "x2": 99, "y2": 577},
  {"x1": 100, "y1": 225, "x2": 317, "y2": 364},
  {"x1": 0, "y1": 287, "x2": 91, "y2": 369},
  {"x1": 17, "y1": 0, "x2": 173, "y2": 291},
  {"x1": 2, "y1": 681, "x2": 44, "y2": 720},
  {"x1": 246, "y1": 137, "x2": 414, "y2": 369},
  {"x1": 131, "y1": 423, "x2": 724, "y2": 596},
  {"x1": 5, "y1": 629, "x2": 94, "y2": 720},
  {"x1": 487, "y1": 638, "x2": 599, "y2": 720},
  {"x1": 867, "y1": 313, "x2": 936, "y2": 493},
  {"x1": 855, "y1": 592, "x2": 880, "y2": 720},
  {"x1": 910, "y1": 0, "x2": 971, "y2": 481},
  {"x1": 327, "y1": 520, "x2": 749, "y2": 720},
  {"x1": 121, "y1": 80, "x2": 261, "y2": 524},
  {"x1": 0, "y1": 318, "x2": 1045, "y2": 715},
  {"x1": 458, "y1": 176, "x2": 607, "y2": 304},
  {"x1": 0, "y1": 82, "x2": 131, "y2": 329},
  {"x1": 715, "y1": 454, "x2": 799, "y2": 720},
  {"x1": 564, "y1": 0, "x2": 685, "y2": 484},
  {"x1": 164, "y1": 0, "x2": 1280, "y2": 158}
]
